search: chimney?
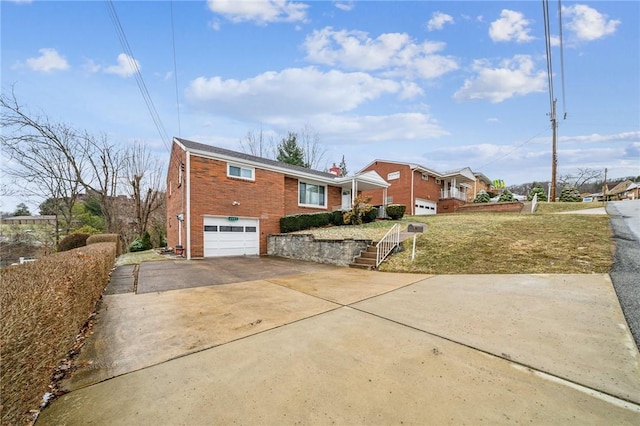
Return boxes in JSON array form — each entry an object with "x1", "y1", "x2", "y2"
[{"x1": 329, "y1": 163, "x2": 341, "y2": 176}]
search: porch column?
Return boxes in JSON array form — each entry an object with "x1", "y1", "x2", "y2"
[
  {"x1": 352, "y1": 178, "x2": 356, "y2": 205},
  {"x1": 452, "y1": 177, "x2": 457, "y2": 199}
]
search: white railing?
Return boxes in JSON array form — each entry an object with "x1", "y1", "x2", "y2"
[
  {"x1": 440, "y1": 188, "x2": 467, "y2": 201},
  {"x1": 376, "y1": 223, "x2": 400, "y2": 268},
  {"x1": 531, "y1": 193, "x2": 538, "y2": 213}
]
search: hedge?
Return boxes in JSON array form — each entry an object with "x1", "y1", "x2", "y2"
[
  {"x1": 386, "y1": 204, "x2": 406, "y2": 220},
  {"x1": 87, "y1": 233, "x2": 122, "y2": 256},
  {"x1": 0, "y1": 242, "x2": 117, "y2": 424},
  {"x1": 57, "y1": 233, "x2": 90, "y2": 252},
  {"x1": 280, "y1": 211, "x2": 340, "y2": 233}
]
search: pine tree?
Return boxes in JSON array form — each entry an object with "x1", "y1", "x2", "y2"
[
  {"x1": 339, "y1": 155, "x2": 348, "y2": 177},
  {"x1": 528, "y1": 183, "x2": 547, "y2": 202},
  {"x1": 473, "y1": 190, "x2": 490, "y2": 203},
  {"x1": 559, "y1": 185, "x2": 582, "y2": 202},
  {"x1": 498, "y1": 188, "x2": 515, "y2": 202},
  {"x1": 276, "y1": 132, "x2": 306, "y2": 167}
]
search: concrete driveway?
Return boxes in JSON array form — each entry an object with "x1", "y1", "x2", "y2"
[{"x1": 39, "y1": 258, "x2": 640, "y2": 425}]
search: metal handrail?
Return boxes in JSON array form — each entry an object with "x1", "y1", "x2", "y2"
[{"x1": 376, "y1": 223, "x2": 400, "y2": 267}]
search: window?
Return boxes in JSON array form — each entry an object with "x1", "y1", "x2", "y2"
[
  {"x1": 421, "y1": 173, "x2": 429, "y2": 181},
  {"x1": 227, "y1": 163, "x2": 254, "y2": 180},
  {"x1": 245, "y1": 226, "x2": 257, "y2": 232},
  {"x1": 220, "y1": 226, "x2": 244, "y2": 232},
  {"x1": 204, "y1": 225, "x2": 218, "y2": 232},
  {"x1": 299, "y1": 182, "x2": 326, "y2": 207},
  {"x1": 387, "y1": 171, "x2": 400, "y2": 180},
  {"x1": 386, "y1": 196, "x2": 394, "y2": 204}
]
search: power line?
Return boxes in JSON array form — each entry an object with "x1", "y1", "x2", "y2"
[
  {"x1": 557, "y1": 0, "x2": 567, "y2": 119},
  {"x1": 170, "y1": 0, "x2": 181, "y2": 137},
  {"x1": 473, "y1": 125, "x2": 551, "y2": 172},
  {"x1": 104, "y1": 0, "x2": 171, "y2": 152}
]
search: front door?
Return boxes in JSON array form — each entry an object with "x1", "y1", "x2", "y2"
[{"x1": 341, "y1": 189, "x2": 352, "y2": 210}]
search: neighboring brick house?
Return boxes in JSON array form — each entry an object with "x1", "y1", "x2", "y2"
[
  {"x1": 166, "y1": 138, "x2": 389, "y2": 258},
  {"x1": 358, "y1": 160, "x2": 484, "y2": 215}
]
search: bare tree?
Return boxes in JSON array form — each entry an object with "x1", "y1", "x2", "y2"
[
  {"x1": 77, "y1": 133, "x2": 126, "y2": 233},
  {"x1": 298, "y1": 124, "x2": 326, "y2": 170},
  {"x1": 124, "y1": 141, "x2": 165, "y2": 236},
  {"x1": 240, "y1": 128, "x2": 274, "y2": 159},
  {"x1": 558, "y1": 168, "x2": 603, "y2": 192},
  {"x1": 1, "y1": 90, "x2": 85, "y2": 233}
]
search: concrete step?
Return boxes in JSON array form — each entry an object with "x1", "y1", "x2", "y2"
[
  {"x1": 352, "y1": 257, "x2": 376, "y2": 266},
  {"x1": 360, "y1": 251, "x2": 377, "y2": 259},
  {"x1": 348, "y1": 262, "x2": 373, "y2": 270}
]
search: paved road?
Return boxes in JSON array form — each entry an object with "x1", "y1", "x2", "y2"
[{"x1": 607, "y1": 200, "x2": 640, "y2": 349}]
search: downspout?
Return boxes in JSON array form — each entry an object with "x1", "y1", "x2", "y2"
[
  {"x1": 185, "y1": 151, "x2": 191, "y2": 260},
  {"x1": 410, "y1": 168, "x2": 415, "y2": 215}
]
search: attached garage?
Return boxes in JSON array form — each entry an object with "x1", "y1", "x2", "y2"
[
  {"x1": 203, "y1": 217, "x2": 259, "y2": 257},
  {"x1": 414, "y1": 198, "x2": 437, "y2": 215}
]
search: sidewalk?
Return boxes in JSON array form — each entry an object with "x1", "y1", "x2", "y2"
[{"x1": 36, "y1": 266, "x2": 640, "y2": 425}]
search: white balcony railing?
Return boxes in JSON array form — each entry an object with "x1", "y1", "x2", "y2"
[{"x1": 440, "y1": 188, "x2": 467, "y2": 201}]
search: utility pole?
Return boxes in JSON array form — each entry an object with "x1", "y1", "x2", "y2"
[
  {"x1": 602, "y1": 167, "x2": 608, "y2": 202},
  {"x1": 550, "y1": 99, "x2": 558, "y2": 202}
]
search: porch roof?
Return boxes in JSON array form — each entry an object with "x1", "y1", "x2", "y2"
[
  {"x1": 335, "y1": 170, "x2": 390, "y2": 191},
  {"x1": 441, "y1": 167, "x2": 476, "y2": 184}
]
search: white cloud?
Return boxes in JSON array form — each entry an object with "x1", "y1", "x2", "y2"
[
  {"x1": 334, "y1": 1, "x2": 354, "y2": 12},
  {"x1": 487, "y1": 118, "x2": 500, "y2": 124},
  {"x1": 24, "y1": 48, "x2": 69, "y2": 72},
  {"x1": 302, "y1": 27, "x2": 458, "y2": 79},
  {"x1": 185, "y1": 67, "x2": 417, "y2": 121},
  {"x1": 563, "y1": 4, "x2": 620, "y2": 42},
  {"x1": 207, "y1": 0, "x2": 308, "y2": 24},
  {"x1": 453, "y1": 55, "x2": 546, "y2": 103},
  {"x1": 427, "y1": 12, "x2": 454, "y2": 32},
  {"x1": 104, "y1": 53, "x2": 140, "y2": 78},
  {"x1": 489, "y1": 9, "x2": 535, "y2": 43},
  {"x1": 559, "y1": 131, "x2": 640, "y2": 145}
]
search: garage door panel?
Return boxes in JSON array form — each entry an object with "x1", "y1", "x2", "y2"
[
  {"x1": 203, "y1": 217, "x2": 259, "y2": 257},
  {"x1": 415, "y1": 198, "x2": 437, "y2": 215}
]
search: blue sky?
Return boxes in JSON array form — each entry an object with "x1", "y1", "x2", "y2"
[{"x1": 2, "y1": 0, "x2": 639, "y2": 210}]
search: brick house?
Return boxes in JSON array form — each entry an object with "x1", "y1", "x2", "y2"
[
  {"x1": 358, "y1": 160, "x2": 485, "y2": 215},
  {"x1": 166, "y1": 138, "x2": 389, "y2": 259}
]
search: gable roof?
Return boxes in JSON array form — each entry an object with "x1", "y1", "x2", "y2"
[
  {"x1": 175, "y1": 137, "x2": 337, "y2": 180},
  {"x1": 607, "y1": 179, "x2": 634, "y2": 195},
  {"x1": 358, "y1": 159, "x2": 482, "y2": 183}
]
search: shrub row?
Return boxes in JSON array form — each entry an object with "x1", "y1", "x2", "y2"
[
  {"x1": 86, "y1": 233, "x2": 122, "y2": 256},
  {"x1": 0, "y1": 242, "x2": 117, "y2": 425},
  {"x1": 280, "y1": 211, "x2": 344, "y2": 233}
]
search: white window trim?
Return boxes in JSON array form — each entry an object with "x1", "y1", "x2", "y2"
[
  {"x1": 227, "y1": 163, "x2": 255, "y2": 181},
  {"x1": 298, "y1": 181, "x2": 328, "y2": 209},
  {"x1": 387, "y1": 171, "x2": 400, "y2": 180}
]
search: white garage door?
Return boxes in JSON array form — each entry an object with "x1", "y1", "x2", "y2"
[
  {"x1": 414, "y1": 198, "x2": 437, "y2": 215},
  {"x1": 203, "y1": 217, "x2": 259, "y2": 257}
]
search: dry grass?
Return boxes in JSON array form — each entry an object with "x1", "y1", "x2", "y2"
[
  {"x1": 115, "y1": 249, "x2": 169, "y2": 266},
  {"x1": 379, "y1": 213, "x2": 612, "y2": 274},
  {"x1": 0, "y1": 243, "x2": 117, "y2": 425},
  {"x1": 535, "y1": 201, "x2": 606, "y2": 214}
]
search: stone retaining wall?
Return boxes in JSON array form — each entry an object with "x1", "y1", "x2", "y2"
[{"x1": 267, "y1": 234, "x2": 372, "y2": 266}]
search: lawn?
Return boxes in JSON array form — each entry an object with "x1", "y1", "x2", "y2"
[
  {"x1": 380, "y1": 212, "x2": 612, "y2": 274},
  {"x1": 115, "y1": 249, "x2": 169, "y2": 266},
  {"x1": 297, "y1": 207, "x2": 613, "y2": 274}
]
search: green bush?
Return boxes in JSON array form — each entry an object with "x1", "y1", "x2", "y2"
[
  {"x1": 343, "y1": 196, "x2": 375, "y2": 225},
  {"x1": 57, "y1": 233, "x2": 90, "y2": 252},
  {"x1": 363, "y1": 207, "x2": 378, "y2": 223},
  {"x1": 386, "y1": 204, "x2": 406, "y2": 220},
  {"x1": 559, "y1": 185, "x2": 582, "y2": 202},
  {"x1": 528, "y1": 183, "x2": 548, "y2": 201},
  {"x1": 331, "y1": 210, "x2": 345, "y2": 226},
  {"x1": 498, "y1": 189, "x2": 515, "y2": 202},
  {"x1": 474, "y1": 190, "x2": 491, "y2": 203},
  {"x1": 280, "y1": 212, "x2": 335, "y2": 233}
]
